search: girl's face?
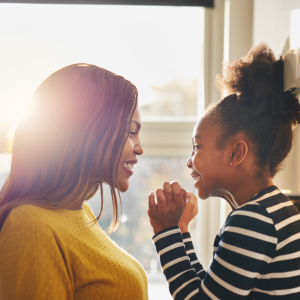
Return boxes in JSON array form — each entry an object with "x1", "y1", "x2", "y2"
[
  {"x1": 187, "y1": 117, "x2": 227, "y2": 199},
  {"x1": 101, "y1": 107, "x2": 143, "y2": 192}
]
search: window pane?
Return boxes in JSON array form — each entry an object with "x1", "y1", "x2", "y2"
[
  {"x1": 0, "y1": 154, "x2": 11, "y2": 187},
  {"x1": 0, "y1": 4, "x2": 203, "y2": 124}
]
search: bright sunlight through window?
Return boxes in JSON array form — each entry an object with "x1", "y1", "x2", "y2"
[
  {"x1": 0, "y1": 3, "x2": 204, "y2": 125},
  {"x1": 0, "y1": 4, "x2": 204, "y2": 300}
]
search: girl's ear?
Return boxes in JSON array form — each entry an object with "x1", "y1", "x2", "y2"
[{"x1": 229, "y1": 140, "x2": 248, "y2": 167}]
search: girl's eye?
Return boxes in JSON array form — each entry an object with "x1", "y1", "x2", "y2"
[
  {"x1": 130, "y1": 130, "x2": 137, "y2": 136},
  {"x1": 193, "y1": 145, "x2": 200, "y2": 150}
]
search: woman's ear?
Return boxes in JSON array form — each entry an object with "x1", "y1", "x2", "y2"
[{"x1": 229, "y1": 140, "x2": 248, "y2": 167}]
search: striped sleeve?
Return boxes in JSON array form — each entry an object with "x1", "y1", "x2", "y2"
[
  {"x1": 153, "y1": 203, "x2": 277, "y2": 300},
  {"x1": 182, "y1": 232, "x2": 206, "y2": 280}
]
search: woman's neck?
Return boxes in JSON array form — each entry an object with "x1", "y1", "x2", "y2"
[{"x1": 64, "y1": 182, "x2": 98, "y2": 211}]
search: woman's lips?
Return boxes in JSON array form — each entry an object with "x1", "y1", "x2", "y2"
[
  {"x1": 121, "y1": 160, "x2": 138, "y2": 176},
  {"x1": 122, "y1": 163, "x2": 134, "y2": 175}
]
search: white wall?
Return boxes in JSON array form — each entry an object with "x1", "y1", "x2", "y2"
[
  {"x1": 253, "y1": 0, "x2": 300, "y2": 192},
  {"x1": 253, "y1": 0, "x2": 300, "y2": 57}
]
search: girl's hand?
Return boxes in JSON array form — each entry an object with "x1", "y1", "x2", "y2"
[
  {"x1": 148, "y1": 182, "x2": 186, "y2": 234},
  {"x1": 178, "y1": 192, "x2": 198, "y2": 233}
]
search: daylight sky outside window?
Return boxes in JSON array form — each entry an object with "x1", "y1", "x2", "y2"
[{"x1": 0, "y1": 4, "x2": 203, "y2": 124}]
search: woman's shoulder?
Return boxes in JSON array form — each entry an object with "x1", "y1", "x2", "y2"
[
  {"x1": 82, "y1": 201, "x2": 96, "y2": 220},
  {"x1": 2, "y1": 202, "x2": 98, "y2": 238},
  {"x1": 0, "y1": 205, "x2": 59, "y2": 248},
  {"x1": 5, "y1": 204, "x2": 54, "y2": 227}
]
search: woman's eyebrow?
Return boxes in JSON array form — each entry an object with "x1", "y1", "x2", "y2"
[{"x1": 131, "y1": 120, "x2": 141, "y2": 129}]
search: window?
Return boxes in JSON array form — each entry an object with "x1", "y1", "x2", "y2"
[
  {"x1": 0, "y1": 3, "x2": 205, "y2": 299},
  {"x1": 0, "y1": 3, "x2": 203, "y2": 124}
]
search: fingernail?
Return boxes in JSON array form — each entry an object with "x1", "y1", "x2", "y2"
[{"x1": 149, "y1": 191, "x2": 154, "y2": 196}]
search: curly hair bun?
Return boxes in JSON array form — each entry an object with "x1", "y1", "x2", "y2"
[{"x1": 216, "y1": 42, "x2": 300, "y2": 125}]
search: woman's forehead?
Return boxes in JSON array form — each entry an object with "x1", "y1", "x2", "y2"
[{"x1": 132, "y1": 107, "x2": 141, "y2": 121}]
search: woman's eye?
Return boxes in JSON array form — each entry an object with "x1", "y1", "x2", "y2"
[
  {"x1": 193, "y1": 145, "x2": 200, "y2": 150},
  {"x1": 130, "y1": 130, "x2": 137, "y2": 136}
]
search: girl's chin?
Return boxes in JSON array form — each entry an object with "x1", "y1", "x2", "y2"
[{"x1": 196, "y1": 188, "x2": 209, "y2": 200}]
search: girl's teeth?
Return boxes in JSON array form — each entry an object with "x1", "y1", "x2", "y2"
[
  {"x1": 123, "y1": 163, "x2": 134, "y2": 170},
  {"x1": 194, "y1": 176, "x2": 201, "y2": 181}
]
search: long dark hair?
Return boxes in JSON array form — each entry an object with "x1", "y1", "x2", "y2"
[{"x1": 0, "y1": 64, "x2": 138, "y2": 232}]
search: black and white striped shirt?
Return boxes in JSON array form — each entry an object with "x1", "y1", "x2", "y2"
[{"x1": 152, "y1": 186, "x2": 300, "y2": 299}]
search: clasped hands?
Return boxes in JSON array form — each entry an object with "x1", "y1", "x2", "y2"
[{"x1": 148, "y1": 181, "x2": 198, "y2": 235}]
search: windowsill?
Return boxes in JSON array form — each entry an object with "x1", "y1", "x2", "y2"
[
  {"x1": 141, "y1": 116, "x2": 198, "y2": 123},
  {"x1": 146, "y1": 272, "x2": 165, "y2": 283}
]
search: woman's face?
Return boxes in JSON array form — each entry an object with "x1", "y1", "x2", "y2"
[
  {"x1": 101, "y1": 107, "x2": 143, "y2": 192},
  {"x1": 117, "y1": 107, "x2": 143, "y2": 192},
  {"x1": 187, "y1": 117, "x2": 227, "y2": 199}
]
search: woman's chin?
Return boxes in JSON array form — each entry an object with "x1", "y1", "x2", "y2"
[{"x1": 118, "y1": 180, "x2": 129, "y2": 193}]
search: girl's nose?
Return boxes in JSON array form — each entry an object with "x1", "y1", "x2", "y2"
[{"x1": 187, "y1": 155, "x2": 193, "y2": 168}]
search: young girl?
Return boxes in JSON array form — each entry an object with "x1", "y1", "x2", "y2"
[
  {"x1": 0, "y1": 64, "x2": 148, "y2": 299},
  {"x1": 148, "y1": 43, "x2": 300, "y2": 299}
]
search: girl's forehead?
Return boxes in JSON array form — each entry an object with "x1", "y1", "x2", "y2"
[
  {"x1": 193, "y1": 117, "x2": 221, "y2": 145},
  {"x1": 193, "y1": 117, "x2": 211, "y2": 137}
]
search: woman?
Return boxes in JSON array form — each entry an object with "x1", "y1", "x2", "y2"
[
  {"x1": 0, "y1": 64, "x2": 148, "y2": 299},
  {"x1": 148, "y1": 43, "x2": 300, "y2": 299}
]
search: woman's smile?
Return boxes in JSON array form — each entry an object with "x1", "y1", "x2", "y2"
[{"x1": 121, "y1": 159, "x2": 138, "y2": 176}]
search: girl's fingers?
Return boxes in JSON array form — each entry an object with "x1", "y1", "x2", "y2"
[
  {"x1": 162, "y1": 182, "x2": 173, "y2": 207},
  {"x1": 156, "y1": 189, "x2": 167, "y2": 213},
  {"x1": 186, "y1": 191, "x2": 197, "y2": 201},
  {"x1": 181, "y1": 188, "x2": 187, "y2": 205},
  {"x1": 148, "y1": 191, "x2": 157, "y2": 216},
  {"x1": 171, "y1": 182, "x2": 185, "y2": 208}
]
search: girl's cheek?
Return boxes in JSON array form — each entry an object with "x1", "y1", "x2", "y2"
[{"x1": 192, "y1": 156, "x2": 201, "y2": 171}]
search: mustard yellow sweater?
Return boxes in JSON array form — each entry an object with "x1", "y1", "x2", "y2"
[{"x1": 0, "y1": 202, "x2": 148, "y2": 300}]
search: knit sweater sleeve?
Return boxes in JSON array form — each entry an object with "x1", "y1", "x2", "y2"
[
  {"x1": 0, "y1": 212, "x2": 73, "y2": 300},
  {"x1": 152, "y1": 203, "x2": 277, "y2": 299}
]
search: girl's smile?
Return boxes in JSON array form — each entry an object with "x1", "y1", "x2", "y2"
[
  {"x1": 187, "y1": 117, "x2": 226, "y2": 200},
  {"x1": 191, "y1": 173, "x2": 201, "y2": 187}
]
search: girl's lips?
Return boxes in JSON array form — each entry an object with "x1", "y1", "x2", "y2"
[
  {"x1": 191, "y1": 174, "x2": 201, "y2": 186},
  {"x1": 191, "y1": 173, "x2": 201, "y2": 181}
]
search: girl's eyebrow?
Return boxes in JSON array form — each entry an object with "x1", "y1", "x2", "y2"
[{"x1": 192, "y1": 134, "x2": 201, "y2": 140}]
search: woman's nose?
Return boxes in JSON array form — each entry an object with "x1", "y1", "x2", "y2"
[{"x1": 135, "y1": 140, "x2": 143, "y2": 156}]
